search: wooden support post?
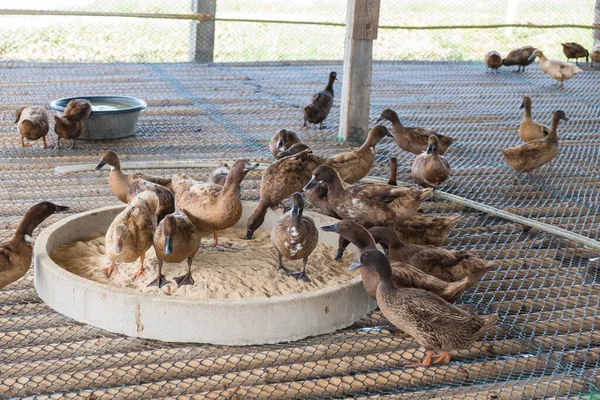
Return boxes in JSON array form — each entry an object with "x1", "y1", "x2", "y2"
[
  {"x1": 189, "y1": 0, "x2": 216, "y2": 63},
  {"x1": 339, "y1": 0, "x2": 381, "y2": 142}
]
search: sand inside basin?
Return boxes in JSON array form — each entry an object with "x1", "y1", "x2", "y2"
[{"x1": 50, "y1": 227, "x2": 359, "y2": 300}]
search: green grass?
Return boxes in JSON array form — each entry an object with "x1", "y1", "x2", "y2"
[{"x1": 0, "y1": 0, "x2": 596, "y2": 63}]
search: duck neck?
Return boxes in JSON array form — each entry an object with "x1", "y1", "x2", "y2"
[
  {"x1": 325, "y1": 174, "x2": 346, "y2": 196},
  {"x1": 222, "y1": 173, "x2": 242, "y2": 196},
  {"x1": 376, "y1": 265, "x2": 394, "y2": 288},
  {"x1": 343, "y1": 229, "x2": 376, "y2": 253},
  {"x1": 523, "y1": 102, "x2": 532, "y2": 118},
  {"x1": 358, "y1": 132, "x2": 379, "y2": 152},
  {"x1": 14, "y1": 210, "x2": 46, "y2": 240},
  {"x1": 547, "y1": 115, "x2": 561, "y2": 143},
  {"x1": 325, "y1": 75, "x2": 335, "y2": 96},
  {"x1": 388, "y1": 113, "x2": 404, "y2": 130}
]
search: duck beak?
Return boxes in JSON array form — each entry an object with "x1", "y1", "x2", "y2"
[
  {"x1": 277, "y1": 149, "x2": 292, "y2": 158},
  {"x1": 319, "y1": 223, "x2": 339, "y2": 233},
  {"x1": 385, "y1": 130, "x2": 393, "y2": 138},
  {"x1": 528, "y1": 54, "x2": 536, "y2": 61},
  {"x1": 303, "y1": 176, "x2": 318, "y2": 191},
  {"x1": 375, "y1": 117, "x2": 384, "y2": 124},
  {"x1": 426, "y1": 144, "x2": 435, "y2": 154},
  {"x1": 277, "y1": 139, "x2": 284, "y2": 149},
  {"x1": 164, "y1": 236, "x2": 173, "y2": 255},
  {"x1": 562, "y1": 116, "x2": 570, "y2": 121},
  {"x1": 290, "y1": 205, "x2": 301, "y2": 218},
  {"x1": 54, "y1": 205, "x2": 70, "y2": 212},
  {"x1": 348, "y1": 260, "x2": 363, "y2": 271},
  {"x1": 95, "y1": 160, "x2": 107, "y2": 170},
  {"x1": 244, "y1": 162, "x2": 259, "y2": 173},
  {"x1": 519, "y1": 102, "x2": 525, "y2": 109}
]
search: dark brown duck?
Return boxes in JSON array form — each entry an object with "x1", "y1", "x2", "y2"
[
  {"x1": 320, "y1": 220, "x2": 468, "y2": 302},
  {"x1": 349, "y1": 249, "x2": 498, "y2": 367},
  {"x1": 271, "y1": 192, "x2": 318, "y2": 282},
  {"x1": 303, "y1": 71, "x2": 336, "y2": 129},
  {"x1": 369, "y1": 226, "x2": 495, "y2": 290}
]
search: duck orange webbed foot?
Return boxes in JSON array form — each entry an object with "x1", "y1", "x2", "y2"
[
  {"x1": 130, "y1": 267, "x2": 146, "y2": 281},
  {"x1": 174, "y1": 273, "x2": 195, "y2": 287},
  {"x1": 147, "y1": 274, "x2": 170, "y2": 288},
  {"x1": 432, "y1": 351, "x2": 451, "y2": 365},
  {"x1": 102, "y1": 263, "x2": 119, "y2": 277},
  {"x1": 406, "y1": 350, "x2": 434, "y2": 367}
]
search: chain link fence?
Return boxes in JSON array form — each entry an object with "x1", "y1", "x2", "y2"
[
  {"x1": 1, "y1": 0, "x2": 600, "y2": 399},
  {"x1": 0, "y1": 0, "x2": 598, "y2": 63}
]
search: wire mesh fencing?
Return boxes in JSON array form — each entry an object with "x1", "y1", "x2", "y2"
[
  {"x1": 1, "y1": 0, "x2": 598, "y2": 63},
  {"x1": 1, "y1": 0, "x2": 600, "y2": 398},
  {"x1": 0, "y1": 59, "x2": 599, "y2": 397}
]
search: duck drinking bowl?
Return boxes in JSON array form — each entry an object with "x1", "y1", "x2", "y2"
[{"x1": 50, "y1": 96, "x2": 146, "y2": 140}]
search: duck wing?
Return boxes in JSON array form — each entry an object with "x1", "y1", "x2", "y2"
[
  {"x1": 350, "y1": 184, "x2": 409, "y2": 204},
  {"x1": 134, "y1": 173, "x2": 172, "y2": 187},
  {"x1": 403, "y1": 288, "x2": 483, "y2": 328}
]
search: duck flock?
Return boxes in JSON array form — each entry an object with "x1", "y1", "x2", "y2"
[{"x1": 1, "y1": 42, "x2": 595, "y2": 368}]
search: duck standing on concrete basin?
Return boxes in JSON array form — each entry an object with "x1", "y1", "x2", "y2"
[
  {"x1": 151, "y1": 211, "x2": 201, "y2": 288},
  {"x1": 104, "y1": 191, "x2": 158, "y2": 280},
  {"x1": 271, "y1": 192, "x2": 318, "y2": 282}
]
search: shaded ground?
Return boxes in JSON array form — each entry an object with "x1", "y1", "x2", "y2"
[{"x1": 0, "y1": 60, "x2": 599, "y2": 398}]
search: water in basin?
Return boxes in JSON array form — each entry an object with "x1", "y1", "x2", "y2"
[{"x1": 90, "y1": 101, "x2": 131, "y2": 112}]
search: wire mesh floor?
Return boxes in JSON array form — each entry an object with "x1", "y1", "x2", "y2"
[{"x1": 1, "y1": 60, "x2": 600, "y2": 399}]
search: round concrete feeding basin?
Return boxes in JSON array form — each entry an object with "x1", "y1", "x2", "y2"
[{"x1": 34, "y1": 203, "x2": 376, "y2": 345}]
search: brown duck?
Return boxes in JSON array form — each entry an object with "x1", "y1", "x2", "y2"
[
  {"x1": 349, "y1": 249, "x2": 498, "y2": 367},
  {"x1": 279, "y1": 144, "x2": 336, "y2": 218},
  {"x1": 151, "y1": 211, "x2": 202, "y2": 288},
  {"x1": 394, "y1": 213, "x2": 460, "y2": 246},
  {"x1": 126, "y1": 180, "x2": 175, "y2": 223},
  {"x1": 519, "y1": 96, "x2": 549, "y2": 142},
  {"x1": 0, "y1": 202, "x2": 69, "y2": 290},
  {"x1": 500, "y1": 110, "x2": 567, "y2": 179},
  {"x1": 15, "y1": 106, "x2": 50, "y2": 149},
  {"x1": 179, "y1": 159, "x2": 258, "y2": 247},
  {"x1": 303, "y1": 71, "x2": 336, "y2": 129},
  {"x1": 54, "y1": 99, "x2": 92, "y2": 149},
  {"x1": 207, "y1": 162, "x2": 242, "y2": 198},
  {"x1": 484, "y1": 51, "x2": 502, "y2": 73},
  {"x1": 323, "y1": 125, "x2": 392, "y2": 184},
  {"x1": 271, "y1": 193, "x2": 318, "y2": 282},
  {"x1": 104, "y1": 191, "x2": 158, "y2": 280},
  {"x1": 95, "y1": 151, "x2": 172, "y2": 203},
  {"x1": 305, "y1": 165, "x2": 432, "y2": 228},
  {"x1": 562, "y1": 42, "x2": 589, "y2": 65},
  {"x1": 320, "y1": 221, "x2": 468, "y2": 302},
  {"x1": 411, "y1": 135, "x2": 451, "y2": 190},
  {"x1": 270, "y1": 129, "x2": 301, "y2": 158},
  {"x1": 376, "y1": 109, "x2": 454, "y2": 155},
  {"x1": 246, "y1": 149, "x2": 321, "y2": 240},
  {"x1": 502, "y1": 46, "x2": 536, "y2": 72},
  {"x1": 369, "y1": 226, "x2": 495, "y2": 290}
]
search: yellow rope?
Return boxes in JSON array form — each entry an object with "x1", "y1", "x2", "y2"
[{"x1": 1, "y1": 9, "x2": 599, "y2": 31}]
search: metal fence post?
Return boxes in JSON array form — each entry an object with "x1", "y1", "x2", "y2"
[
  {"x1": 339, "y1": 0, "x2": 381, "y2": 142},
  {"x1": 189, "y1": 0, "x2": 217, "y2": 63}
]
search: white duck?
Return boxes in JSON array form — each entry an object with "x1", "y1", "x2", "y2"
[{"x1": 529, "y1": 50, "x2": 581, "y2": 87}]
